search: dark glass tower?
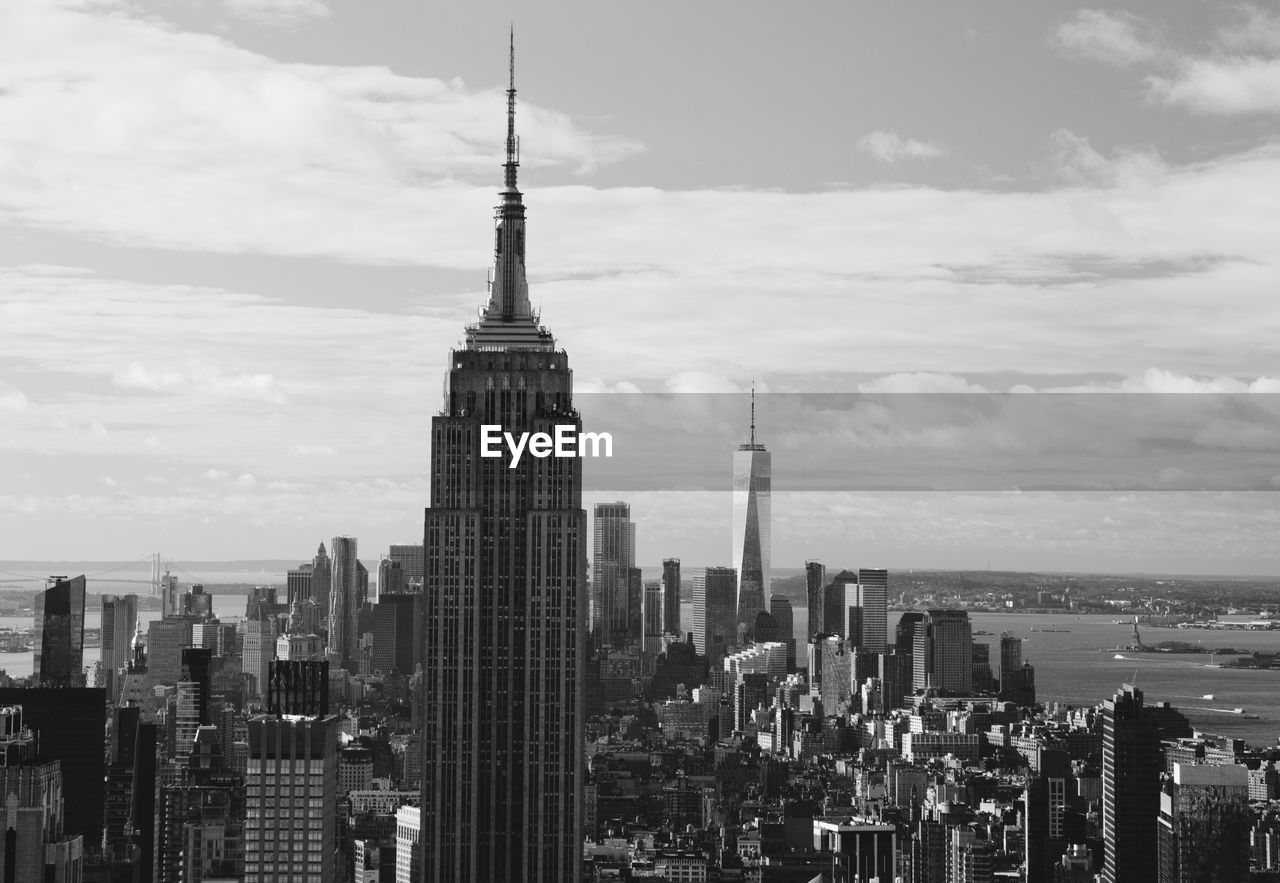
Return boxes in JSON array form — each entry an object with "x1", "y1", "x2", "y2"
[
  {"x1": 1102, "y1": 684, "x2": 1163, "y2": 883},
  {"x1": 420, "y1": 36, "x2": 585, "y2": 883},
  {"x1": 33, "y1": 574, "x2": 86, "y2": 688}
]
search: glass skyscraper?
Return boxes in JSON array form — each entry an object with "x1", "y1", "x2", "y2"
[
  {"x1": 33, "y1": 574, "x2": 86, "y2": 688},
  {"x1": 731, "y1": 389, "x2": 770, "y2": 632}
]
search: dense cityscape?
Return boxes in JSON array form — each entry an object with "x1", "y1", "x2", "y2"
[{"x1": 5, "y1": 23, "x2": 1280, "y2": 883}]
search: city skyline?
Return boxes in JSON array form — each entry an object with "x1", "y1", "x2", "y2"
[{"x1": 4, "y1": 2, "x2": 1280, "y2": 573}]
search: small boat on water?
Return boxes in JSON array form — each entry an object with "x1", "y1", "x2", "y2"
[
  {"x1": 1202, "y1": 694, "x2": 1215, "y2": 700},
  {"x1": 1031, "y1": 628, "x2": 1071, "y2": 633},
  {"x1": 1114, "y1": 654, "x2": 1126, "y2": 660}
]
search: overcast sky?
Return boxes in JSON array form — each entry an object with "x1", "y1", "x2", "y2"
[{"x1": 2, "y1": 1, "x2": 1279, "y2": 574}]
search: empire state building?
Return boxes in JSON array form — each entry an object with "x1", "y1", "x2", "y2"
[{"x1": 419, "y1": 39, "x2": 586, "y2": 883}]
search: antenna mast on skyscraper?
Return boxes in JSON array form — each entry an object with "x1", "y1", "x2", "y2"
[
  {"x1": 750, "y1": 381, "x2": 756, "y2": 447},
  {"x1": 504, "y1": 25, "x2": 519, "y2": 190}
]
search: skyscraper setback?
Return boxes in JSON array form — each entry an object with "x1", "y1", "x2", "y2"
[
  {"x1": 419, "y1": 39, "x2": 584, "y2": 882},
  {"x1": 732, "y1": 389, "x2": 770, "y2": 631}
]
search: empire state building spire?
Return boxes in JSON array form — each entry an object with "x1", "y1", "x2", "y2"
[{"x1": 470, "y1": 29, "x2": 550, "y2": 348}]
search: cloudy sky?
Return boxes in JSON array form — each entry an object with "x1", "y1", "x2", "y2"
[{"x1": 2, "y1": 0, "x2": 1279, "y2": 574}]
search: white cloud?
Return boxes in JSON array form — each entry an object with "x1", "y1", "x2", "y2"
[
  {"x1": 1149, "y1": 56, "x2": 1280, "y2": 114},
  {"x1": 0, "y1": 3, "x2": 642, "y2": 263},
  {"x1": 663, "y1": 372, "x2": 744, "y2": 394},
  {"x1": 89, "y1": 422, "x2": 108, "y2": 437},
  {"x1": 857, "y1": 130, "x2": 944, "y2": 164},
  {"x1": 1217, "y1": 5, "x2": 1280, "y2": 53},
  {"x1": 232, "y1": 473, "x2": 257, "y2": 488},
  {"x1": 856, "y1": 373, "x2": 990, "y2": 394},
  {"x1": 113, "y1": 362, "x2": 286, "y2": 404},
  {"x1": 1052, "y1": 10, "x2": 1157, "y2": 67},
  {"x1": 1046, "y1": 129, "x2": 1167, "y2": 187},
  {"x1": 102, "y1": 475, "x2": 118, "y2": 487},
  {"x1": 293, "y1": 444, "x2": 336, "y2": 456},
  {"x1": 219, "y1": 0, "x2": 329, "y2": 27},
  {"x1": 0, "y1": 385, "x2": 28, "y2": 411},
  {"x1": 204, "y1": 468, "x2": 230, "y2": 481}
]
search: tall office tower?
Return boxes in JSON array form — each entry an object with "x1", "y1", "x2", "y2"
[
  {"x1": 378, "y1": 557, "x2": 406, "y2": 595},
  {"x1": 245, "y1": 713, "x2": 339, "y2": 883},
  {"x1": 732, "y1": 388, "x2": 770, "y2": 629},
  {"x1": 242, "y1": 601, "x2": 276, "y2": 699},
  {"x1": 626, "y1": 566, "x2": 643, "y2": 644},
  {"x1": 159, "y1": 571, "x2": 180, "y2": 619},
  {"x1": 328, "y1": 536, "x2": 359, "y2": 668},
  {"x1": 100, "y1": 593, "x2": 138, "y2": 698},
  {"x1": 593, "y1": 502, "x2": 635, "y2": 648},
  {"x1": 146, "y1": 618, "x2": 193, "y2": 687},
  {"x1": 692, "y1": 567, "x2": 739, "y2": 666},
  {"x1": 971, "y1": 640, "x2": 995, "y2": 693},
  {"x1": 662, "y1": 558, "x2": 681, "y2": 637},
  {"x1": 822, "y1": 571, "x2": 855, "y2": 641},
  {"x1": 373, "y1": 593, "x2": 421, "y2": 674},
  {"x1": 33, "y1": 574, "x2": 86, "y2": 688},
  {"x1": 769, "y1": 595, "x2": 795, "y2": 670},
  {"x1": 642, "y1": 581, "x2": 664, "y2": 652},
  {"x1": 175, "y1": 647, "x2": 213, "y2": 763},
  {"x1": 998, "y1": 633, "x2": 1036, "y2": 704},
  {"x1": 912, "y1": 609, "x2": 973, "y2": 694},
  {"x1": 388, "y1": 543, "x2": 425, "y2": 587},
  {"x1": 132, "y1": 720, "x2": 159, "y2": 881},
  {"x1": 855, "y1": 568, "x2": 888, "y2": 651},
  {"x1": 876, "y1": 650, "x2": 912, "y2": 712},
  {"x1": 999, "y1": 633, "x2": 1021, "y2": 683},
  {"x1": 312, "y1": 541, "x2": 332, "y2": 616},
  {"x1": 356, "y1": 558, "x2": 369, "y2": 606},
  {"x1": 104, "y1": 705, "x2": 140, "y2": 859},
  {"x1": 287, "y1": 562, "x2": 314, "y2": 605},
  {"x1": 1157, "y1": 763, "x2": 1251, "y2": 883},
  {"x1": 804, "y1": 561, "x2": 826, "y2": 637},
  {"x1": 420, "y1": 41, "x2": 585, "y2": 882},
  {"x1": 896, "y1": 611, "x2": 924, "y2": 654},
  {"x1": 1102, "y1": 684, "x2": 1164, "y2": 883}
]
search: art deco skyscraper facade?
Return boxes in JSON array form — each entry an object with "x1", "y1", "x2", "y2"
[
  {"x1": 420, "y1": 40, "x2": 585, "y2": 883},
  {"x1": 732, "y1": 390, "x2": 770, "y2": 630}
]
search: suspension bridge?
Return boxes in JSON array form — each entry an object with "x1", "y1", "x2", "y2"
[{"x1": 0, "y1": 554, "x2": 206, "y2": 593}]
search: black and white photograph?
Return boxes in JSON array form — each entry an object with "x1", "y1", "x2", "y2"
[{"x1": 2, "y1": 2, "x2": 1280, "y2": 881}]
